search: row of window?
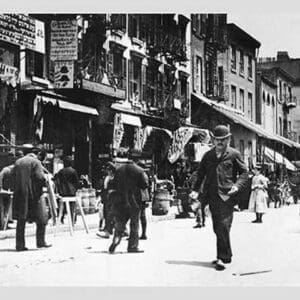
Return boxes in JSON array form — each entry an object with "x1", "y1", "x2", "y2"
[
  {"x1": 231, "y1": 45, "x2": 253, "y2": 80},
  {"x1": 262, "y1": 91, "x2": 275, "y2": 106},
  {"x1": 231, "y1": 85, "x2": 253, "y2": 120}
]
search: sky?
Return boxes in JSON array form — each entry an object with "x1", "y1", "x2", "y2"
[{"x1": 227, "y1": 13, "x2": 300, "y2": 59}]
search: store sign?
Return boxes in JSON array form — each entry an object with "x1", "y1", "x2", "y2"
[
  {"x1": 50, "y1": 20, "x2": 78, "y2": 61},
  {"x1": 0, "y1": 62, "x2": 19, "y2": 86},
  {"x1": 113, "y1": 113, "x2": 124, "y2": 150},
  {"x1": 0, "y1": 14, "x2": 45, "y2": 53},
  {"x1": 168, "y1": 127, "x2": 195, "y2": 164},
  {"x1": 54, "y1": 61, "x2": 74, "y2": 88}
]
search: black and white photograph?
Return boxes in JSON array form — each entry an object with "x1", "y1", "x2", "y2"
[{"x1": 1, "y1": 2, "x2": 300, "y2": 290}]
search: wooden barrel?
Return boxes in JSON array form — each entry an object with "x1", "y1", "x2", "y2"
[
  {"x1": 88, "y1": 188, "x2": 96, "y2": 214},
  {"x1": 152, "y1": 189, "x2": 171, "y2": 216},
  {"x1": 81, "y1": 188, "x2": 90, "y2": 214}
]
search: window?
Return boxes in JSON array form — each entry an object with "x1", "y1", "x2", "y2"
[
  {"x1": 288, "y1": 121, "x2": 292, "y2": 132},
  {"x1": 128, "y1": 15, "x2": 140, "y2": 39},
  {"x1": 279, "y1": 117, "x2": 282, "y2": 135},
  {"x1": 231, "y1": 85, "x2": 237, "y2": 108},
  {"x1": 110, "y1": 49, "x2": 126, "y2": 89},
  {"x1": 248, "y1": 141, "x2": 253, "y2": 167},
  {"x1": 218, "y1": 66, "x2": 224, "y2": 97},
  {"x1": 231, "y1": 45, "x2": 236, "y2": 71},
  {"x1": 195, "y1": 56, "x2": 203, "y2": 93},
  {"x1": 129, "y1": 56, "x2": 142, "y2": 105},
  {"x1": 239, "y1": 50, "x2": 244, "y2": 75},
  {"x1": 248, "y1": 55, "x2": 253, "y2": 79},
  {"x1": 239, "y1": 89, "x2": 245, "y2": 112},
  {"x1": 278, "y1": 80, "x2": 282, "y2": 101},
  {"x1": 110, "y1": 14, "x2": 126, "y2": 32},
  {"x1": 248, "y1": 92, "x2": 253, "y2": 121},
  {"x1": 146, "y1": 64, "x2": 157, "y2": 107},
  {"x1": 262, "y1": 91, "x2": 265, "y2": 102},
  {"x1": 267, "y1": 94, "x2": 270, "y2": 106},
  {"x1": 239, "y1": 140, "x2": 245, "y2": 160},
  {"x1": 272, "y1": 96, "x2": 275, "y2": 106},
  {"x1": 180, "y1": 75, "x2": 188, "y2": 102},
  {"x1": 26, "y1": 49, "x2": 44, "y2": 78}
]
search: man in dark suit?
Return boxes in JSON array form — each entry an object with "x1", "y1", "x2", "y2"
[
  {"x1": 190, "y1": 125, "x2": 248, "y2": 271},
  {"x1": 53, "y1": 156, "x2": 79, "y2": 225},
  {"x1": 11, "y1": 144, "x2": 50, "y2": 251},
  {"x1": 108, "y1": 151, "x2": 149, "y2": 254}
]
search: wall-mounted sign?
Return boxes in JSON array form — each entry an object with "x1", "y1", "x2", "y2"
[
  {"x1": 54, "y1": 61, "x2": 74, "y2": 88},
  {"x1": 50, "y1": 20, "x2": 78, "y2": 61},
  {"x1": 0, "y1": 14, "x2": 45, "y2": 54},
  {"x1": 0, "y1": 62, "x2": 19, "y2": 86}
]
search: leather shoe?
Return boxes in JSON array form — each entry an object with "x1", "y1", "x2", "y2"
[
  {"x1": 140, "y1": 235, "x2": 147, "y2": 240},
  {"x1": 108, "y1": 243, "x2": 118, "y2": 254},
  {"x1": 193, "y1": 224, "x2": 202, "y2": 229},
  {"x1": 96, "y1": 231, "x2": 110, "y2": 239},
  {"x1": 215, "y1": 262, "x2": 226, "y2": 271},
  {"x1": 127, "y1": 248, "x2": 144, "y2": 253},
  {"x1": 37, "y1": 244, "x2": 52, "y2": 248},
  {"x1": 16, "y1": 246, "x2": 28, "y2": 252}
]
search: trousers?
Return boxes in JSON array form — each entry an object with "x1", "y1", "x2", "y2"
[
  {"x1": 16, "y1": 219, "x2": 47, "y2": 249},
  {"x1": 208, "y1": 193, "x2": 234, "y2": 263}
]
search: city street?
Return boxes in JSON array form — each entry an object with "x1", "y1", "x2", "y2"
[{"x1": 1, "y1": 204, "x2": 300, "y2": 286}]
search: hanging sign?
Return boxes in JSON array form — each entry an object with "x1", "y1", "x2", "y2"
[
  {"x1": 168, "y1": 127, "x2": 195, "y2": 164},
  {"x1": 50, "y1": 20, "x2": 78, "y2": 61},
  {"x1": 54, "y1": 61, "x2": 74, "y2": 88},
  {"x1": 0, "y1": 62, "x2": 19, "y2": 86},
  {"x1": 113, "y1": 113, "x2": 124, "y2": 150}
]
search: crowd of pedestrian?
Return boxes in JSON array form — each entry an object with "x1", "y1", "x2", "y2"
[{"x1": 0, "y1": 124, "x2": 299, "y2": 273}]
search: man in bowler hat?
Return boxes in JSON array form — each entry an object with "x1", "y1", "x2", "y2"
[{"x1": 190, "y1": 125, "x2": 248, "y2": 270}]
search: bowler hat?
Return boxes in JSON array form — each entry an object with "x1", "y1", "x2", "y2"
[{"x1": 211, "y1": 125, "x2": 232, "y2": 139}]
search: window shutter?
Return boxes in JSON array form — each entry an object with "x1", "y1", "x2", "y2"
[
  {"x1": 142, "y1": 64, "x2": 147, "y2": 103},
  {"x1": 122, "y1": 57, "x2": 126, "y2": 90},
  {"x1": 191, "y1": 14, "x2": 197, "y2": 32},
  {"x1": 26, "y1": 50, "x2": 34, "y2": 77},
  {"x1": 128, "y1": 59, "x2": 133, "y2": 99},
  {"x1": 107, "y1": 51, "x2": 113, "y2": 75}
]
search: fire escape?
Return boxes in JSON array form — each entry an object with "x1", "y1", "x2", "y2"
[{"x1": 204, "y1": 14, "x2": 227, "y2": 101}]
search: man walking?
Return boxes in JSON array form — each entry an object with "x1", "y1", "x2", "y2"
[
  {"x1": 12, "y1": 144, "x2": 51, "y2": 251},
  {"x1": 108, "y1": 151, "x2": 149, "y2": 254},
  {"x1": 190, "y1": 125, "x2": 248, "y2": 271}
]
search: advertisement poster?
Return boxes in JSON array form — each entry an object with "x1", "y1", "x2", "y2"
[{"x1": 50, "y1": 20, "x2": 78, "y2": 61}]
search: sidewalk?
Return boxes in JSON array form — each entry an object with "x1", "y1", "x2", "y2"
[{"x1": 0, "y1": 205, "x2": 179, "y2": 240}]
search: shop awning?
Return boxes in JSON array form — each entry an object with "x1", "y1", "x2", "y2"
[
  {"x1": 264, "y1": 146, "x2": 297, "y2": 171},
  {"x1": 36, "y1": 94, "x2": 98, "y2": 116},
  {"x1": 120, "y1": 113, "x2": 142, "y2": 127},
  {"x1": 192, "y1": 93, "x2": 300, "y2": 149}
]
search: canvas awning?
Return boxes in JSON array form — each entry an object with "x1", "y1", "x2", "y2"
[
  {"x1": 36, "y1": 93, "x2": 98, "y2": 116},
  {"x1": 264, "y1": 146, "x2": 297, "y2": 171},
  {"x1": 192, "y1": 93, "x2": 300, "y2": 149}
]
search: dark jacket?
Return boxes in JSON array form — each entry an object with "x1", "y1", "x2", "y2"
[
  {"x1": 113, "y1": 160, "x2": 149, "y2": 213},
  {"x1": 192, "y1": 146, "x2": 248, "y2": 202},
  {"x1": 11, "y1": 153, "x2": 46, "y2": 221},
  {"x1": 54, "y1": 166, "x2": 79, "y2": 197}
]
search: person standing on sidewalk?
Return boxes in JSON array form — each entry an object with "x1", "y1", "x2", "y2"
[
  {"x1": 190, "y1": 125, "x2": 248, "y2": 271},
  {"x1": 108, "y1": 150, "x2": 149, "y2": 254},
  {"x1": 11, "y1": 144, "x2": 50, "y2": 251},
  {"x1": 53, "y1": 156, "x2": 79, "y2": 225},
  {"x1": 248, "y1": 165, "x2": 268, "y2": 223},
  {"x1": 97, "y1": 161, "x2": 116, "y2": 239}
]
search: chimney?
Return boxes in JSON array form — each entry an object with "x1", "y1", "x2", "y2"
[{"x1": 277, "y1": 51, "x2": 290, "y2": 61}]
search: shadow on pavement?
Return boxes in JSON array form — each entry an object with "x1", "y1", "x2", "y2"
[
  {"x1": 166, "y1": 260, "x2": 215, "y2": 269},
  {"x1": 0, "y1": 248, "x2": 39, "y2": 252}
]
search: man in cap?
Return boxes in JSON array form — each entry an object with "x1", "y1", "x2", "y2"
[
  {"x1": 11, "y1": 144, "x2": 50, "y2": 251},
  {"x1": 190, "y1": 125, "x2": 248, "y2": 271}
]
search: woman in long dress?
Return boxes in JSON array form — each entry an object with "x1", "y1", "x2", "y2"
[{"x1": 248, "y1": 165, "x2": 269, "y2": 223}]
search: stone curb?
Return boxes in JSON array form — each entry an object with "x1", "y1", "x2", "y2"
[{"x1": 0, "y1": 211, "x2": 178, "y2": 240}]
